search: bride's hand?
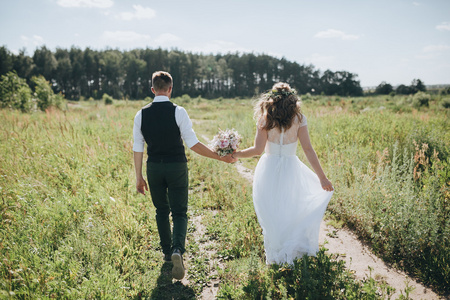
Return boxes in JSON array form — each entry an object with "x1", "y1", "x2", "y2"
[{"x1": 320, "y1": 178, "x2": 334, "y2": 192}]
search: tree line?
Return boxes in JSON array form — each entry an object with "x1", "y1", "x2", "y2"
[
  {"x1": 0, "y1": 46, "x2": 365, "y2": 100},
  {"x1": 374, "y1": 79, "x2": 426, "y2": 95}
]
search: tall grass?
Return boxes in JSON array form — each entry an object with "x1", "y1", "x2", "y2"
[
  {"x1": 1, "y1": 96, "x2": 448, "y2": 298},
  {"x1": 0, "y1": 104, "x2": 165, "y2": 298},
  {"x1": 305, "y1": 103, "x2": 449, "y2": 293}
]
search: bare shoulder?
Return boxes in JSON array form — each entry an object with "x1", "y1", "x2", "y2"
[{"x1": 256, "y1": 116, "x2": 266, "y2": 129}]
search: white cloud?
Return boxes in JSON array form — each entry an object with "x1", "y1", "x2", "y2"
[
  {"x1": 102, "y1": 30, "x2": 151, "y2": 43},
  {"x1": 117, "y1": 5, "x2": 156, "y2": 21},
  {"x1": 416, "y1": 44, "x2": 450, "y2": 59},
  {"x1": 423, "y1": 44, "x2": 450, "y2": 52},
  {"x1": 20, "y1": 35, "x2": 45, "y2": 47},
  {"x1": 436, "y1": 22, "x2": 450, "y2": 31},
  {"x1": 415, "y1": 53, "x2": 434, "y2": 60},
  {"x1": 412, "y1": 2, "x2": 420, "y2": 6},
  {"x1": 154, "y1": 33, "x2": 181, "y2": 45},
  {"x1": 56, "y1": 0, "x2": 113, "y2": 8},
  {"x1": 314, "y1": 29, "x2": 360, "y2": 40}
]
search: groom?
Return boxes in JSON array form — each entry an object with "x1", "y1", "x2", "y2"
[{"x1": 133, "y1": 71, "x2": 236, "y2": 280}]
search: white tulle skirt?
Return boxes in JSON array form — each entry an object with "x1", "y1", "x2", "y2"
[{"x1": 253, "y1": 153, "x2": 333, "y2": 265}]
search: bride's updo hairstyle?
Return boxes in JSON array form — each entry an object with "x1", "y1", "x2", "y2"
[{"x1": 255, "y1": 82, "x2": 303, "y2": 131}]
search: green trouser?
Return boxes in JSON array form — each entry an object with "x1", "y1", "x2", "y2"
[{"x1": 147, "y1": 161, "x2": 188, "y2": 255}]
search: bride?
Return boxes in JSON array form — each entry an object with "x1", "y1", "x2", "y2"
[{"x1": 232, "y1": 82, "x2": 334, "y2": 265}]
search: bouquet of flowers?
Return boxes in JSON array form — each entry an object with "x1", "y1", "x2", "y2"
[{"x1": 209, "y1": 128, "x2": 242, "y2": 157}]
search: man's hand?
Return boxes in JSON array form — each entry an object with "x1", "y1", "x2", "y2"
[
  {"x1": 134, "y1": 152, "x2": 148, "y2": 195},
  {"x1": 136, "y1": 177, "x2": 148, "y2": 195}
]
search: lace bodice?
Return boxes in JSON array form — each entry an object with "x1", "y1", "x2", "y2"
[{"x1": 262, "y1": 114, "x2": 307, "y2": 156}]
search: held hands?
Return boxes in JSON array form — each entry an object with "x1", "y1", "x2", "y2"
[
  {"x1": 220, "y1": 153, "x2": 238, "y2": 164},
  {"x1": 136, "y1": 177, "x2": 149, "y2": 195},
  {"x1": 320, "y1": 178, "x2": 334, "y2": 192}
]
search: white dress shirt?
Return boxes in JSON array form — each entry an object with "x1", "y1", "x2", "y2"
[{"x1": 133, "y1": 96, "x2": 200, "y2": 152}]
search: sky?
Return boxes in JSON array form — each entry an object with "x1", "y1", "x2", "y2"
[{"x1": 1, "y1": 0, "x2": 450, "y2": 87}]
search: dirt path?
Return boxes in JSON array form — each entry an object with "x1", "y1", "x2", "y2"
[
  {"x1": 191, "y1": 212, "x2": 223, "y2": 300},
  {"x1": 179, "y1": 211, "x2": 222, "y2": 297},
  {"x1": 234, "y1": 161, "x2": 441, "y2": 300},
  {"x1": 319, "y1": 223, "x2": 439, "y2": 299}
]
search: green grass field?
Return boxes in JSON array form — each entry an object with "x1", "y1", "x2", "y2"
[{"x1": 1, "y1": 95, "x2": 449, "y2": 299}]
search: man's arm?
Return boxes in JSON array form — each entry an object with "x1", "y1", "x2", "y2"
[
  {"x1": 176, "y1": 106, "x2": 236, "y2": 163},
  {"x1": 133, "y1": 151, "x2": 148, "y2": 195},
  {"x1": 190, "y1": 142, "x2": 237, "y2": 163},
  {"x1": 133, "y1": 110, "x2": 149, "y2": 195}
]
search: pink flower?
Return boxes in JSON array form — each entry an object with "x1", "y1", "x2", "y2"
[{"x1": 220, "y1": 139, "x2": 229, "y2": 148}]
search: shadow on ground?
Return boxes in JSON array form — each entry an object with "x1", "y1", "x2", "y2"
[{"x1": 136, "y1": 262, "x2": 195, "y2": 300}]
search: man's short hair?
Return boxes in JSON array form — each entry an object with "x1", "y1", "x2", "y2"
[{"x1": 152, "y1": 71, "x2": 173, "y2": 92}]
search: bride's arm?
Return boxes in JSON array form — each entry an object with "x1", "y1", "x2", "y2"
[
  {"x1": 298, "y1": 126, "x2": 334, "y2": 191},
  {"x1": 233, "y1": 127, "x2": 267, "y2": 158}
]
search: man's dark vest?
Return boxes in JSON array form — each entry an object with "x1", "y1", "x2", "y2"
[{"x1": 141, "y1": 101, "x2": 187, "y2": 163}]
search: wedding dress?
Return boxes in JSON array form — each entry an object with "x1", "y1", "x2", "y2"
[{"x1": 253, "y1": 115, "x2": 333, "y2": 265}]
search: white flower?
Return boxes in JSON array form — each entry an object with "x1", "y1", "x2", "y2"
[{"x1": 209, "y1": 128, "x2": 242, "y2": 156}]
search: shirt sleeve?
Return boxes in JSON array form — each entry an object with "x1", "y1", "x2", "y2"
[
  {"x1": 175, "y1": 106, "x2": 200, "y2": 148},
  {"x1": 133, "y1": 110, "x2": 145, "y2": 152}
]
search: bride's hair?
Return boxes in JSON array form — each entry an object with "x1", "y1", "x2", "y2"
[{"x1": 255, "y1": 82, "x2": 303, "y2": 131}]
